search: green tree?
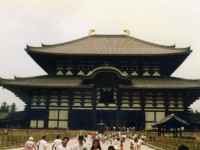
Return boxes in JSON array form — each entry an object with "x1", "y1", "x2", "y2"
[
  {"x1": 10, "y1": 103, "x2": 17, "y2": 112},
  {"x1": 0, "y1": 102, "x2": 10, "y2": 112}
]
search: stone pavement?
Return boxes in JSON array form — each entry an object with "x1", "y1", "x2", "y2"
[{"x1": 9, "y1": 138, "x2": 154, "y2": 150}]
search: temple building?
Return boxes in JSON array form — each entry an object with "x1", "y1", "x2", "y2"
[{"x1": 1, "y1": 30, "x2": 200, "y2": 130}]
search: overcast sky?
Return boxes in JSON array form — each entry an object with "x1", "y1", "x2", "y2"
[{"x1": 0, "y1": 0, "x2": 200, "y2": 111}]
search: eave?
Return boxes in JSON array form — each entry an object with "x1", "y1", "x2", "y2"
[{"x1": 152, "y1": 114, "x2": 190, "y2": 127}]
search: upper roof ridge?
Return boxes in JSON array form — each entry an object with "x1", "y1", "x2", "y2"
[
  {"x1": 41, "y1": 36, "x2": 91, "y2": 48},
  {"x1": 27, "y1": 34, "x2": 190, "y2": 51},
  {"x1": 25, "y1": 34, "x2": 192, "y2": 56},
  {"x1": 40, "y1": 34, "x2": 126, "y2": 48}
]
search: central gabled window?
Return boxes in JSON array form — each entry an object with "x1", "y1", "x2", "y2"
[{"x1": 99, "y1": 88, "x2": 115, "y2": 103}]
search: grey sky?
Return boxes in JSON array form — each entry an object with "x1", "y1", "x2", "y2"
[{"x1": 0, "y1": 0, "x2": 200, "y2": 111}]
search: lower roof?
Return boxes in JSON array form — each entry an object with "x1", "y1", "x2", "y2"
[
  {"x1": 0, "y1": 111, "x2": 26, "y2": 121},
  {"x1": 1, "y1": 75, "x2": 200, "y2": 89},
  {"x1": 152, "y1": 114, "x2": 190, "y2": 127}
]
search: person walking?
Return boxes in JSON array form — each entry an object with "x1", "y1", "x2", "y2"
[
  {"x1": 37, "y1": 135, "x2": 47, "y2": 150},
  {"x1": 107, "y1": 146, "x2": 115, "y2": 150},
  {"x1": 56, "y1": 137, "x2": 71, "y2": 150},
  {"x1": 52, "y1": 135, "x2": 62, "y2": 150},
  {"x1": 120, "y1": 140, "x2": 123, "y2": 150},
  {"x1": 24, "y1": 136, "x2": 36, "y2": 150},
  {"x1": 91, "y1": 139, "x2": 101, "y2": 150},
  {"x1": 130, "y1": 141, "x2": 134, "y2": 150},
  {"x1": 73, "y1": 135, "x2": 88, "y2": 150},
  {"x1": 137, "y1": 137, "x2": 144, "y2": 150}
]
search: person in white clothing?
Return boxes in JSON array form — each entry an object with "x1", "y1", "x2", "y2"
[
  {"x1": 24, "y1": 136, "x2": 36, "y2": 150},
  {"x1": 56, "y1": 137, "x2": 71, "y2": 150},
  {"x1": 37, "y1": 135, "x2": 47, "y2": 150},
  {"x1": 113, "y1": 138, "x2": 120, "y2": 150},
  {"x1": 73, "y1": 135, "x2": 88, "y2": 150},
  {"x1": 52, "y1": 135, "x2": 62, "y2": 150},
  {"x1": 137, "y1": 138, "x2": 144, "y2": 150}
]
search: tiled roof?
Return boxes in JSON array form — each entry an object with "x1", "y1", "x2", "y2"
[
  {"x1": 0, "y1": 111, "x2": 26, "y2": 120},
  {"x1": 0, "y1": 112, "x2": 9, "y2": 120},
  {"x1": 25, "y1": 35, "x2": 191, "y2": 56},
  {"x1": 152, "y1": 114, "x2": 190, "y2": 127},
  {"x1": 1, "y1": 76, "x2": 200, "y2": 89},
  {"x1": 0, "y1": 76, "x2": 91, "y2": 88},
  {"x1": 129, "y1": 77, "x2": 200, "y2": 89}
]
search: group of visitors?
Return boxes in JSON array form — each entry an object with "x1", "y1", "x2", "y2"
[
  {"x1": 24, "y1": 135, "x2": 47, "y2": 150},
  {"x1": 23, "y1": 132, "x2": 145, "y2": 150},
  {"x1": 23, "y1": 134, "x2": 96, "y2": 150},
  {"x1": 23, "y1": 132, "x2": 189, "y2": 150}
]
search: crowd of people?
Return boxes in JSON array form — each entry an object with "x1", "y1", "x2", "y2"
[
  {"x1": 23, "y1": 132, "x2": 146, "y2": 150},
  {"x1": 23, "y1": 132, "x2": 189, "y2": 150}
]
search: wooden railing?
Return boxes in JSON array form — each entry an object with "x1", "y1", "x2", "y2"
[
  {"x1": 145, "y1": 133, "x2": 200, "y2": 150},
  {"x1": 0, "y1": 133, "x2": 69, "y2": 148}
]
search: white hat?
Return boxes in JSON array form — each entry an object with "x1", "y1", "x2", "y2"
[
  {"x1": 29, "y1": 137, "x2": 33, "y2": 140},
  {"x1": 114, "y1": 145, "x2": 120, "y2": 150}
]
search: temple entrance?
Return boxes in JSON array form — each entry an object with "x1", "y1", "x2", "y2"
[
  {"x1": 96, "y1": 110, "x2": 116, "y2": 127},
  {"x1": 68, "y1": 109, "x2": 144, "y2": 130}
]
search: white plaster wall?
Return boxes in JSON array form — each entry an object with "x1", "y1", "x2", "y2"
[
  {"x1": 145, "y1": 112, "x2": 154, "y2": 121},
  {"x1": 49, "y1": 110, "x2": 58, "y2": 119}
]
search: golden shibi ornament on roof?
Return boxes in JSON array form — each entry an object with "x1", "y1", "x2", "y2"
[
  {"x1": 123, "y1": 29, "x2": 130, "y2": 36},
  {"x1": 89, "y1": 29, "x2": 95, "y2": 36}
]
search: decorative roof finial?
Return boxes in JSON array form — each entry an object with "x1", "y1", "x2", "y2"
[
  {"x1": 89, "y1": 29, "x2": 95, "y2": 36},
  {"x1": 123, "y1": 29, "x2": 130, "y2": 36}
]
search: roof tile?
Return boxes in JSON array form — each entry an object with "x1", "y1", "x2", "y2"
[
  {"x1": 26, "y1": 35, "x2": 191, "y2": 56},
  {"x1": 1, "y1": 76, "x2": 200, "y2": 89}
]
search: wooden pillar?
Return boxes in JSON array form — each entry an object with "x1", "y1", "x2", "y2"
[
  {"x1": 164, "y1": 92, "x2": 169, "y2": 116},
  {"x1": 91, "y1": 89, "x2": 97, "y2": 130},
  {"x1": 162, "y1": 127, "x2": 165, "y2": 136},
  {"x1": 93, "y1": 89, "x2": 97, "y2": 110},
  {"x1": 180, "y1": 127, "x2": 182, "y2": 137},
  {"x1": 116, "y1": 110, "x2": 120, "y2": 127},
  {"x1": 158, "y1": 127, "x2": 161, "y2": 136},
  {"x1": 44, "y1": 91, "x2": 50, "y2": 129},
  {"x1": 141, "y1": 91, "x2": 145, "y2": 111},
  {"x1": 152, "y1": 92, "x2": 157, "y2": 108},
  {"x1": 111, "y1": 110, "x2": 114, "y2": 127},
  {"x1": 80, "y1": 92, "x2": 84, "y2": 107},
  {"x1": 91, "y1": 110, "x2": 96, "y2": 130},
  {"x1": 184, "y1": 92, "x2": 190, "y2": 119},
  {"x1": 26, "y1": 92, "x2": 32, "y2": 128},
  {"x1": 57, "y1": 92, "x2": 61, "y2": 128},
  {"x1": 117, "y1": 90, "x2": 121, "y2": 111},
  {"x1": 116, "y1": 90, "x2": 121, "y2": 127},
  {"x1": 68, "y1": 91, "x2": 73, "y2": 129},
  {"x1": 149, "y1": 62, "x2": 153, "y2": 76},
  {"x1": 69, "y1": 91, "x2": 73, "y2": 110},
  {"x1": 173, "y1": 128, "x2": 175, "y2": 137},
  {"x1": 175, "y1": 128, "x2": 178, "y2": 137},
  {"x1": 140, "y1": 91, "x2": 145, "y2": 130},
  {"x1": 138, "y1": 62, "x2": 143, "y2": 77}
]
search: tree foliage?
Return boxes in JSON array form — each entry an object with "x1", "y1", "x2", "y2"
[
  {"x1": 10, "y1": 103, "x2": 17, "y2": 113},
  {"x1": 0, "y1": 102, "x2": 17, "y2": 112}
]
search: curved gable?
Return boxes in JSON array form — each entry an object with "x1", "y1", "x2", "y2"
[{"x1": 82, "y1": 67, "x2": 131, "y2": 85}]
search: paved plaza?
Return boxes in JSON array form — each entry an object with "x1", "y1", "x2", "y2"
[{"x1": 9, "y1": 137, "x2": 154, "y2": 150}]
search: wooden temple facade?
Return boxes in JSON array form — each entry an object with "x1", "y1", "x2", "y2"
[{"x1": 1, "y1": 32, "x2": 200, "y2": 130}]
